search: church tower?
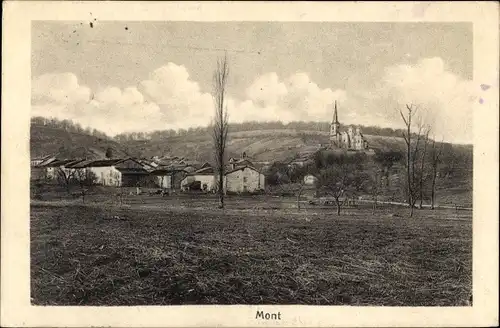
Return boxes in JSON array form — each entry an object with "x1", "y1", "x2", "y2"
[{"x1": 330, "y1": 101, "x2": 340, "y2": 145}]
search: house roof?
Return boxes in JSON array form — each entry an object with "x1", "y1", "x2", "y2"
[
  {"x1": 151, "y1": 168, "x2": 186, "y2": 175},
  {"x1": 231, "y1": 157, "x2": 253, "y2": 163},
  {"x1": 200, "y1": 162, "x2": 212, "y2": 169},
  {"x1": 36, "y1": 156, "x2": 57, "y2": 167},
  {"x1": 157, "y1": 157, "x2": 192, "y2": 166},
  {"x1": 44, "y1": 159, "x2": 82, "y2": 167},
  {"x1": 184, "y1": 160, "x2": 202, "y2": 166},
  {"x1": 183, "y1": 165, "x2": 198, "y2": 173},
  {"x1": 225, "y1": 165, "x2": 260, "y2": 175},
  {"x1": 190, "y1": 166, "x2": 215, "y2": 175},
  {"x1": 151, "y1": 164, "x2": 188, "y2": 174},
  {"x1": 114, "y1": 158, "x2": 151, "y2": 172},
  {"x1": 89, "y1": 159, "x2": 124, "y2": 167},
  {"x1": 67, "y1": 158, "x2": 124, "y2": 168},
  {"x1": 65, "y1": 160, "x2": 93, "y2": 168},
  {"x1": 136, "y1": 160, "x2": 157, "y2": 172},
  {"x1": 32, "y1": 154, "x2": 53, "y2": 161},
  {"x1": 161, "y1": 163, "x2": 189, "y2": 170}
]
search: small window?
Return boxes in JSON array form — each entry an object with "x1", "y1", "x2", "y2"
[{"x1": 243, "y1": 177, "x2": 247, "y2": 182}]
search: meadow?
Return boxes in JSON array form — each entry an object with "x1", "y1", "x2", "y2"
[{"x1": 30, "y1": 193, "x2": 472, "y2": 306}]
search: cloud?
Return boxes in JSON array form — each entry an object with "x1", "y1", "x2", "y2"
[
  {"x1": 31, "y1": 57, "x2": 474, "y2": 143},
  {"x1": 378, "y1": 57, "x2": 475, "y2": 143},
  {"x1": 139, "y1": 63, "x2": 214, "y2": 127},
  {"x1": 245, "y1": 72, "x2": 287, "y2": 107},
  {"x1": 32, "y1": 72, "x2": 91, "y2": 105},
  {"x1": 31, "y1": 73, "x2": 165, "y2": 136},
  {"x1": 229, "y1": 71, "x2": 347, "y2": 123}
]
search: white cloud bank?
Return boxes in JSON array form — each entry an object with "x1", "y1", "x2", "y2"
[
  {"x1": 378, "y1": 57, "x2": 475, "y2": 143},
  {"x1": 236, "y1": 72, "x2": 347, "y2": 123},
  {"x1": 31, "y1": 57, "x2": 475, "y2": 143}
]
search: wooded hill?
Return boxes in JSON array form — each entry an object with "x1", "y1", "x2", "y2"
[
  {"x1": 30, "y1": 116, "x2": 472, "y2": 166},
  {"x1": 30, "y1": 118, "x2": 129, "y2": 160}
]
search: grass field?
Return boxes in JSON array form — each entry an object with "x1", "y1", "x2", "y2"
[{"x1": 30, "y1": 195, "x2": 472, "y2": 306}]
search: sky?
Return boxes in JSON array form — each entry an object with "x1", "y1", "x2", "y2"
[{"x1": 31, "y1": 21, "x2": 475, "y2": 143}]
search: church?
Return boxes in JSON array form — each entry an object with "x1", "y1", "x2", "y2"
[{"x1": 329, "y1": 101, "x2": 369, "y2": 151}]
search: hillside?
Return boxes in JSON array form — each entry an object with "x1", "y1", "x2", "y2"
[
  {"x1": 122, "y1": 129, "x2": 331, "y2": 163},
  {"x1": 122, "y1": 129, "x2": 472, "y2": 205},
  {"x1": 120, "y1": 129, "x2": 417, "y2": 163},
  {"x1": 30, "y1": 124, "x2": 130, "y2": 160},
  {"x1": 30, "y1": 119, "x2": 473, "y2": 206}
]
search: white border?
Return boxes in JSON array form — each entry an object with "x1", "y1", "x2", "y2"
[{"x1": 2, "y1": 1, "x2": 499, "y2": 327}]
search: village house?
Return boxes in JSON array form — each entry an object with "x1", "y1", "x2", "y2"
[
  {"x1": 41, "y1": 159, "x2": 84, "y2": 180},
  {"x1": 178, "y1": 154, "x2": 265, "y2": 193},
  {"x1": 31, "y1": 155, "x2": 56, "y2": 180},
  {"x1": 150, "y1": 158, "x2": 212, "y2": 190},
  {"x1": 67, "y1": 158, "x2": 152, "y2": 187},
  {"x1": 68, "y1": 159, "x2": 123, "y2": 186},
  {"x1": 181, "y1": 166, "x2": 216, "y2": 192},
  {"x1": 224, "y1": 165, "x2": 265, "y2": 193},
  {"x1": 115, "y1": 158, "x2": 153, "y2": 186},
  {"x1": 228, "y1": 152, "x2": 255, "y2": 170},
  {"x1": 32, "y1": 149, "x2": 271, "y2": 193},
  {"x1": 151, "y1": 164, "x2": 188, "y2": 190}
]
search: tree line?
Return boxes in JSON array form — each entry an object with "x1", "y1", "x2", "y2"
[
  {"x1": 265, "y1": 139, "x2": 471, "y2": 216},
  {"x1": 31, "y1": 116, "x2": 109, "y2": 140},
  {"x1": 114, "y1": 121, "x2": 420, "y2": 142},
  {"x1": 32, "y1": 115, "x2": 437, "y2": 146}
]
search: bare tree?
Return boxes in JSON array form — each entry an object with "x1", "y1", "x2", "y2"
[
  {"x1": 429, "y1": 136, "x2": 444, "y2": 209},
  {"x1": 315, "y1": 163, "x2": 365, "y2": 215},
  {"x1": 274, "y1": 164, "x2": 312, "y2": 210},
  {"x1": 211, "y1": 53, "x2": 230, "y2": 209},
  {"x1": 373, "y1": 149, "x2": 403, "y2": 188},
  {"x1": 56, "y1": 167, "x2": 76, "y2": 194},
  {"x1": 314, "y1": 151, "x2": 367, "y2": 215},
  {"x1": 418, "y1": 126, "x2": 431, "y2": 209},
  {"x1": 366, "y1": 161, "x2": 383, "y2": 213},
  {"x1": 74, "y1": 169, "x2": 97, "y2": 203},
  {"x1": 399, "y1": 104, "x2": 424, "y2": 217}
]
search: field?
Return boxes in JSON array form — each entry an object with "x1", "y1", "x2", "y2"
[{"x1": 31, "y1": 194, "x2": 472, "y2": 306}]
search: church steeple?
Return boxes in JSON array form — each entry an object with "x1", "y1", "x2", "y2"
[
  {"x1": 332, "y1": 100, "x2": 339, "y2": 124},
  {"x1": 330, "y1": 100, "x2": 340, "y2": 142}
]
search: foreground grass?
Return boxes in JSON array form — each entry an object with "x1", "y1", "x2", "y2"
[{"x1": 31, "y1": 202, "x2": 472, "y2": 306}]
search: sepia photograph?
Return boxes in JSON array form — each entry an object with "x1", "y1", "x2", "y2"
[
  {"x1": 2, "y1": 1, "x2": 498, "y2": 327},
  {"x1": 30, "y1": 19, "x2": 474, "y2": 306}
]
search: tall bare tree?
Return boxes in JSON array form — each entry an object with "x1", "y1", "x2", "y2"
[
  {"x1": 418, "y1": 126, "x2": 431, "y2": 208},
  {"x1": 429, "y1": 136, "x2": 444, "y2": 209},
  {"x1": 399, "y1": 104, "x2": 423, "y2": 217},
  {"x1": 211, "y1": 53, "x2": 230, "y2": 209}
]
